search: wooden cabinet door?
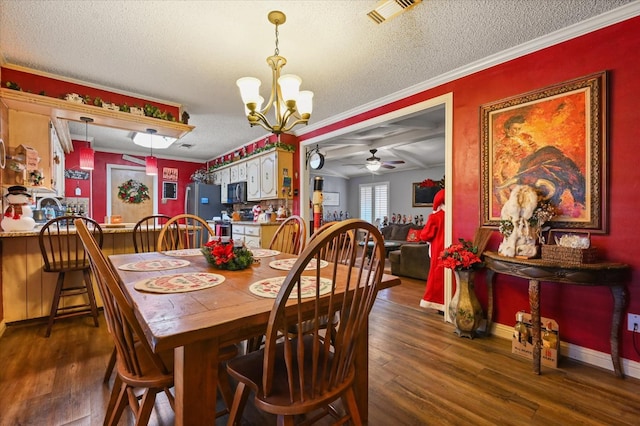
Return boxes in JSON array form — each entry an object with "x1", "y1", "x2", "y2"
[
  {"x1": 247, "y1": 157, "x2": 261, "y2": 201},
  {"x1": 238, "y1": 162, "x2": 247, "y2": 181},
  {"x1": 230, "y1": 165, "x2": 239, "y2": 183},
  {"x1": 260, "y1": 152, "x2": 276, "y2": 198},
  {"x1": 219, "y1": 168, "x2": 230, "y2": 203}
]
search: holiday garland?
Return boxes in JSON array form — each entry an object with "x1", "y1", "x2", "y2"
[{"x1": 117, "y1": 179, "x2": 151, "y2": 204}]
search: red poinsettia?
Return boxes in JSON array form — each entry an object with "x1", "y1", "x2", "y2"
[
  {"x1": 205, "y1": 238, "x2": 235, "y2": 265},
  {"x1": 439, "y1": 239, "x2": 483, "y2": 270}
]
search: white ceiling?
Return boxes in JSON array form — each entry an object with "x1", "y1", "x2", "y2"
[{"x1": 0, "y1": 0, "x2": 634, "y2": 177}]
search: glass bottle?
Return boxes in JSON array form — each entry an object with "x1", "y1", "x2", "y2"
[
  {"x1": 542, "y1": 321, "x2": 558, "y2": 350},
  {"x1": 514, "y1": 311, "x2": 530, "y2": 346}
]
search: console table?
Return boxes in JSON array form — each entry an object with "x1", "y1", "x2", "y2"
[{"x1": 483, "y1": 251, "x2": 630, "y2": 377}]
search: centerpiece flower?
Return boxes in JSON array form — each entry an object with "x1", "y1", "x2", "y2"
[
  {"x1": 439, "y1": 238, "x2": 483, "y2": 271},
  {"x1": 201, "y1": 238, "x2": 254, "y2": 271}
]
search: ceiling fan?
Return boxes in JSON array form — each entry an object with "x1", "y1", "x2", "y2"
[{"x1": 363, "y1": 149, "x2": 405, "y2": 171}]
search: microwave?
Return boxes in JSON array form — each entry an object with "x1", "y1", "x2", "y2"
[{"x1": 227, "y1": 182, "x2": 247, "y2": 204}]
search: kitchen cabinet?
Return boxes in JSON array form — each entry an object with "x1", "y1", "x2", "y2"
[
  {"x1": 230, "y1": 164, "x2": 239, "y2": 183},
  {"x1": 238, "y1": 162, "x2": 247, "y2": 181},
  {"x1": 218, "y1": 167, "x2": 230, "y2": 203},
  {"x1": 2, "y1": 110, "x2": 55, "y2": 194},
  {"x1": 246, "y1": 149, "x2": 293, "y2": 201},
  {"x1": 231, "y1": 222, "x2": 279, "y2": 249}
]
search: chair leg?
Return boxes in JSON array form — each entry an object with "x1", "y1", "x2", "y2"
[
  {"x1": 277, "y1": 415, "x2": 296, "y2": 426},
  {"x1": 83, "y1": 269, "x2": 100, "y2": 327},
  {"x1": 105, "y1": 374, "x2": 123, "y2": 423},
  {"x1": 103, "y1": 347, "x2": 116, "y2": 383},
  {"x1": 226, "y1": 381, "x2": 251, "y2": 426},
  {"x1": 135, "y1": 389, "x2": 157, "y2": 426},
  {"x1": 45, "y1": 272, "x2": 66, "y2": 337},
  {"x1": 341, "y1": 387, "x2": 362, "y2": 426},
  {"x1": 107, "y1": 378, "x2": 129, "y2": 426}
]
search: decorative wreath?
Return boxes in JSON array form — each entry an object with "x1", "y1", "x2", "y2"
[{"x1": 117, "y1": 179, "x2": 151, "y2": 204}]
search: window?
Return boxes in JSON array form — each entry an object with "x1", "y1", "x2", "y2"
[{"x1": 359, "y1": 182, "x2": 389, "y2": 224}]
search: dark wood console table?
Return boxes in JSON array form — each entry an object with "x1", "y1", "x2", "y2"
[{"x1": 483, "y1": 251, "x2": 630, "y2": 377}]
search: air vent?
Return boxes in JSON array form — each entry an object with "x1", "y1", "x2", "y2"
[
  {"x1": 367, "y1": 0, "x2": 422, "y2": 24},
  {"x1": 179, "y1": 143, "x2": 194, "y2": 149}
]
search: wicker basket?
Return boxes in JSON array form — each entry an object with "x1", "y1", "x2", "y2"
[{"x1": 540, "y1": 231, "x2": 599, "y2": 265}]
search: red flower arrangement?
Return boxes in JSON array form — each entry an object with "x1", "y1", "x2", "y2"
[
  {"x1": 418, "y1": 175, "x2": 445, "y2": 189},
  {"x1": 439, "y1": 239, "x2": 483, "y2": 271},
  {"x1": 201, "y1": 238, "x2": 254, "y2": 270}
]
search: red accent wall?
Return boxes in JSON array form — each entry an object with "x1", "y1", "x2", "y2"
[
  {"x1": 65, "y1": 141, "x2": 203, "y2": 220},
  {"x1": 301, "y1": 17, "x2": 640, "y2": 362}
]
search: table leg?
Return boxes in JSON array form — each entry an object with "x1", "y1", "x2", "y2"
[
  {"x1": 174, "y1": 338, "x2": 220, "y2": 425},
  {"x1": 354, "y1": 318, "x2": 370, "y2": 421},
  {"x1": 485, "y1": 269, "x2": 495, "y2": 336},
  {"x1": 610, "y1": 284, "x2": 626, "y2": 378},
  {"x1": 528, "y1": 279, "x2": 541, "y2": 375}
]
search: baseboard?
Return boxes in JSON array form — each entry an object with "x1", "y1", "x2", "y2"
[
  {"x1": 491, "y1": 322, "x2": 640, "y2": 380},
  {"x1": 0, "y1": 320, "x2": 6, "y2": 338}
]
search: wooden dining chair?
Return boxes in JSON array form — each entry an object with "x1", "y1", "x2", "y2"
[
  {"x1": 268, "y1": 215, "x2": 306, "y2": 255},
  {"x1": 309, "y1": 221, "x2": 355, "y2": 265},
  {"x1": 156, "y1": 213, "x2": 214, "y2": 252},
  {"x1": 132, "y1": 214, "x2": 171, "y2": 253},
  {"x1": 38, "y1": 216, "x2": 103, "y2": 337},
  {"x1": 99, "y1": 215, "x2": 173, "y2": 383},
  {"x1": 226, "y1": 219, "x2": 386, "y2": 425},
  {"x1": 75, "y1": 219, "x2": 237, "y2": 425}
]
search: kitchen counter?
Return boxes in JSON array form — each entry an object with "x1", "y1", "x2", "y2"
[
  {"x1": 230, "y1": 220, "x2": 281, "y2": 226},
  {"x1": 0, "y1": 223, "x2": 137, "y2": 238},
  {"x1": 0, "y1": 222, "x2": 154, "y2": 323}
]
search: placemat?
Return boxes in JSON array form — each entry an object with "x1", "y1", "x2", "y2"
[
  {"x1": 161, "y1": 248, "x2": 203, "y2": 257},
  {"x1": 250, "y1": 248, "x2": 281, "y2": 258},
  {"x1": 118, "y1": 259, "x2": 190, "y2": 271},
  {"x1": 249, "y1": 276, "x2": 332, "y2": 299},
  {"x1": 268, "y1": 258, "x2": 329, "y2": 271},
  {"x1": 134, "y1": 272, "x2": 225, "y2": 294}
]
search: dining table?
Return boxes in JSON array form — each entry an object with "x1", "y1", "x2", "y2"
[{"x1": 108, "y1": 248, "x2": 401, "y2": 425}]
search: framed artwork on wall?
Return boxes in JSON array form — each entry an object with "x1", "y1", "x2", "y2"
[
  {"x1": 412, "y1": 183, "x2": 440, "y2": 207},
  {"x1": 323, "y1": 192, "x2": 340, "y2": 206},
  {"x1": 480, "y1": 71, "x2": 607, "y2": 232},
  {"x1": 162, "y1": 181, "x2": 178, "y2": 200}
]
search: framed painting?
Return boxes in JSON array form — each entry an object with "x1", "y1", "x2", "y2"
[
  {"x1": 162, "y1": 181, "x2": 178, "y2": 200},
  {"x1": 480, "y1": 71, "x2": 607, "y2": 232},
  {"x1": 413, "y1": 183, "x2": 440, "y2": 207},
  {"x1": 323, "y1": 192, "x2": 340, "y2": 206}
]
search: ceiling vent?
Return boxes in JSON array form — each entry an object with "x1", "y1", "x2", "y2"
[
  {"x1": 367, "y1": 0, "x2": 422, "y2": 24},
  {"x1": 179, "y1": 143, "x2": 194, "y2": 149}
]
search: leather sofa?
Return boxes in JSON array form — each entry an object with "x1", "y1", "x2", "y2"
[{"x1": 379, "y1": 224, "x2": 431, "y2": 280}]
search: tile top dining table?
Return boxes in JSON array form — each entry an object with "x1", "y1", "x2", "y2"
[{"x1": 109, "y1": 249, "x2": 401, "y2": 425}]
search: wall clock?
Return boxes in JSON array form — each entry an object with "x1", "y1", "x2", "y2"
[{"x1": 309, "y1": 151, "x2": 325, "y2": 170}]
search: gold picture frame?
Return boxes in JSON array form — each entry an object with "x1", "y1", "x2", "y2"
[
  {"x1": 412, "y1": 183, "x2": 439, "y2": 207},
  {"x1": 480, "y1": 71, "x2": 607, "y2": 232}
]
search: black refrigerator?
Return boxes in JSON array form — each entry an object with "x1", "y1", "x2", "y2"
[{"x1": 184, "y1": 183, "x2": 225, "y2": 221}]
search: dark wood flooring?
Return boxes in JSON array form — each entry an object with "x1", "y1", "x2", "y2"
[{"x1": 1, "y1": 273, "x2": 640, "y2": 425}]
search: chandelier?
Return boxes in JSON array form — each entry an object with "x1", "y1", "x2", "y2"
[{"x1": 236, "y1": 11, "x2": 313, "y2": 135}]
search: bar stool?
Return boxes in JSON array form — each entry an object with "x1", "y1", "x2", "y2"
[{"x1": 38, "y1": 216, "x2": 103, "y2": 337}]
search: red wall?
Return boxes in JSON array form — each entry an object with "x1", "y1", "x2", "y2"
[
  {"x1": 301, "y1": 17, "x2": 640, "y2": 362},
  {"x1": 65, "y1": 141, "x2": 204, "y2": 220}
]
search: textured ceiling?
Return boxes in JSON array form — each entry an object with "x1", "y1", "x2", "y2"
[{"x1": 0, "y1": 0, "x2": 634, "y2": 173}]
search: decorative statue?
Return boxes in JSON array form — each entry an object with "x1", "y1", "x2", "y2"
[
  {"x1": 498, "y1": 185, "x2": 539, "y2": 258},
  {"x1": 2, "y1": 185, "x2": 36, "y2": 231},
  {"x1": 419, "y1": 189, "x2": 445, "y2": 310}
]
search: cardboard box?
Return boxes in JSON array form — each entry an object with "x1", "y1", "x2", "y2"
[{"x1": 512, "y1": 311, "x2": 559, "y2": 368}]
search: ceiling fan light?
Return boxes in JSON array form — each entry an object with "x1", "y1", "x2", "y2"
[{"x1": 366, "y1": 161, "x2": 381, "y2": 172}]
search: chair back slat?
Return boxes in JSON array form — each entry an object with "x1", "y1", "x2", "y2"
[
  {"x1": 309, "y1": 221, "x2": 355, "y2": 265},
  {"x1": 75, "y1": 219, "x2": 170, "y2": 377},
  {"x1": 261, "y1": 219, "x2": 385, "y2": 401},
  {"x1": 268, "y1": 215, "x2": 306, "y2": 255},
  {"x1": 157, "y1": 214, "x2": 214, "y2": 251},
  {"x1": 133, "y1": 214, "x2": 171, "y2": 253},
  {"x1": 39, "y1": 216, "x2": 103, "y2": 272}
]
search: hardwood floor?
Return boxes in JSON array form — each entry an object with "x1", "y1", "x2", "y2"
[{"x1": 1, "y1": 274, "x2": 640, "y2": 425}]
